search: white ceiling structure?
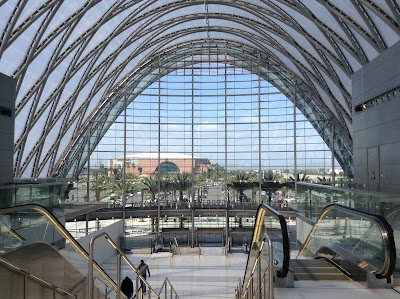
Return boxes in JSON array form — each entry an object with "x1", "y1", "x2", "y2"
[{"x1": 1, "y1": 0, "x2": 400, "y2": 178}]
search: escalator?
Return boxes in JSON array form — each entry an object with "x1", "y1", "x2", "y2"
[
  {"x1": 237, "y1": 203, "x2": 396, "y2": 298},
  {"x1": 0, "y1": 204, "x2": 180, "y2": 299},
  {"x1": 297, "y1": 204, "x2": 395, "y2": 284},
  {"x1": 380, "y1": 204, "x2": 400, "y2": 292},
  {"x1": 290, "y1": 259, "x2": 352, "y2": 282},
  {"x1": 0, "y1": 205, "x2": 119, "y2": 298}
]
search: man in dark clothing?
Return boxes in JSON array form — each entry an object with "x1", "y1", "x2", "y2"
[
  {"x1": 138, "y1": 259, "x2": 150, "y2": 294},
  {"x1": 121, "y1": 276, "x2": 133, "y2": 299}
]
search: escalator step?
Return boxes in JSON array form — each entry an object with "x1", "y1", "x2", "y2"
[
  {"x1": 291, "y1": 259, "x2": 352, "y2": 282},
  {"x1": 294, "y1": 273, "x2": 352, "y2": 282}
]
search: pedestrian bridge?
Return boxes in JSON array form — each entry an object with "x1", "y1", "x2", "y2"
[{"x1": 62, "y1": 200, "x2": 296, "y2": 222}]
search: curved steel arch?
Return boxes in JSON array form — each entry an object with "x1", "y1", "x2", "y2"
[
  {"x1": 19, "y1": 11, "x2": 352, "y2": 147},
  {"x1": 13, "y1": 0, "x2": 359, "y2": 118},
  {"x1": 17, "y1": 17, "x2": 338, "y2": 177},
  {"x1": 41, "y1": 23, "x2": 344, "y2": 179},
  {"x1": 0, "y1": 0, "x2": 399, "y2": 179}
]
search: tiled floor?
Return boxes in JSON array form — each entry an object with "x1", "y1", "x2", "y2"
[
  {"x1": 101, "y1": 248, "x2": 400, "y2": 299},
  {"x1": 102, "y1": 247, "x2": 247, "y2": 298}
]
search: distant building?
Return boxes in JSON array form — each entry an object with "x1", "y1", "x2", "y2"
[{"x1": 108, "y1": 153, "x2": 212, "y2": 175}]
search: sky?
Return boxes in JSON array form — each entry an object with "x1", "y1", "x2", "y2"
[{"x1": 91, "y1": 63, "x2": 341, "y2": 172}]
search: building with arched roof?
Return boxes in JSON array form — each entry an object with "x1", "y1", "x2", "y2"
[
  {"x1": 1, "y1": 1, "x2": 400, "y2": 297},
  {"x1": 0, "y1": 1, "x2": 399, "y2": 184},
  {"x1": 108, "y1": 153, "x2": 212, "y2": 175}
]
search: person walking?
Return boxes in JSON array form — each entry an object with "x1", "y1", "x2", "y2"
[
  {"x1": 138, "y1": 259, "x2": 150, "y2": 294},
  {"x1": 120, "y1": 276, "x2": 133, "y2": 299},
  {"x1": 242, "y1": 236, "x2": 248, "y2": 253}
]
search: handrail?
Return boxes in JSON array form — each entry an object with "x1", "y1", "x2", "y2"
[
  {"x1": 89, "y1": 231, "x2": 158, "y2": 299},
  {"x1": 298, "y1": 203, "x2": 396, "y2": 278},
  {"x1": 68, "y1": 276, "x2": 115, "y2": 297},
  {"x1": 238, "y1": 203, "x2": 289, "y2": 298},
  {"x1": 243, "y1": 203, "x2": 290, "y2": 282},
  {"x1": 234, "y1": 279, "x2": 242, "y2": 299},
  {"x1": 0, "y1": 256, "x2": 75, "y2": 297},
  {"x1": 0, "y1": 219, "x2": 25, "y2": 242},
  {"x1": 0, "y1": 204, "x2": 121, "y2": 296},
  {"x1": 158, "y1": 277, "x2": 181, "y2": 299},
  {"x1": 94, "y1": 277, "x2": 116, "y2": 298},
  {"x1": 241, "y1": 232, "x2": 274, "y2": 299}
]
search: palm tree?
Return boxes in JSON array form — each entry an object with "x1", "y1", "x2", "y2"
[
  {"x1": 132, "y1": 181, "x2": 147, "y2": 207},
  {"x1": 112, "y1": 181, "x2": 124, "y2": 198},
  {"x1": 159, "y1": 174, "x2": 176, "y2": 203},
  {"x1": 317, "y1": 176, "x2": 332, "y2": 185},
  {"x1": 141, "y1": 175, "x2": 159, "y2": 203},
  {"x1": 209, "y1": 163, "x2": 225, "y2": 182},
  {"x1": 247, "y1": 172, "x2": 260, "y2": 202},
  {"x1": 228, "y1": 171, "x2": 253, "y2": 202},
  {"x1": 261, "y1": 170, "x2": 283, "y2": 202},
  {"x1": 174, "y1": 172, "x2": 192, "y2": 201},
  {"x1": 286, "y1": 172, "x2": 310, "y2": 189},
  {"x1": 289, "y1": 172, "x2": 310, "y2": 182},
  {"x1": 191, "y1": 174, "x2": 206, "y2": 202},
  {"x1": 90, "y1": 170, "x2": 112, "y2": 202}
]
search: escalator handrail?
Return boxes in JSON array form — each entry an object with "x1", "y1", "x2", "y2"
[
  {"x1": 0, "y1": 219, "x2": 25, "y2": 242},
  {"x1": 299, "y1": 203, "x2": 396, "y2": 278},
  {"x1": 0, "y1": 204, "x2": 122, "y2": 296},
  {"x1": 259, "y1": 203, "x2": 290, "y2": 278},
  {"x1": 242, "y1": 203, "x2": 290, "y2": 288}
]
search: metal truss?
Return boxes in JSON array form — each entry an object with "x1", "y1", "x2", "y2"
[{"x1": 0, "y1": 0, "x2": 399, "y2": 178}]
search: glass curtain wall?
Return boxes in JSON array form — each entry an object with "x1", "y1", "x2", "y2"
[{"x1": 69, "y1": 50, "x2": 344, "y2": 224}]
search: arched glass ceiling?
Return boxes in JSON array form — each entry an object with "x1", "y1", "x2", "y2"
[{"x1": 0, "y1": 0, "x2": 399, "y2": 179}]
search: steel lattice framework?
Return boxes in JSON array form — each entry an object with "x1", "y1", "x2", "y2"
[{"x1": 1, "y1": 0, "x2": 400, "y2": 179}]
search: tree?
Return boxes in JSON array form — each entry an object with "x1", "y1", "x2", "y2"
[
  {"x1": 288, "y1": 172, "x2": 310, "y2": 182},
  {"x1": 90, "y1": 169, "x2": 112, "y2": 202},
  {"x1": 158, "y1": 174, "x2": 177, "y2": 202},
  {"x1": 261, "y1": 170, "x2": 283, "y2": 200},
  {"x1": 228, "y1": 171, "x2": 253, "y2": 202},
  {"x1": 286, "y1": 172, "x2": 310, "y2": 189},
  {"x1": 281, "y1": 186, "x2": 288, "y2": 198},
  {"x1": 90, "y1": 177, "x2": 108, "y2": 202},
  {"x1": 246, "y1": 171, "x2": 260, "y2": 202},
  {"x1": 209, "y1": 163, "x2": 225, "y2": 181},
  {"x1": 112, "y1": 181, "x2": 124, "y2": 198},
  {"x1": 317, "y1": 176, "x2": 332, "y2": 184},
  {"x1": 141, "y1": 175, "x2": 159, "y2": 203},
  {"x1": 173, "y1": 172, "x2": 192, "y2": 201}
]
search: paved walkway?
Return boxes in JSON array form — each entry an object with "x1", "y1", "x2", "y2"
[
  {"x1": 102, "y1": 247, "x2": 246, "y2": 298},
  {"x1": 101, "y1": 247, "x2": 400, "y2": 299}
]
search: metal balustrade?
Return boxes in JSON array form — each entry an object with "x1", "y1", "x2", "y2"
[{"x1": 0, "y1": 204, "x2": 180, "y2": 299}]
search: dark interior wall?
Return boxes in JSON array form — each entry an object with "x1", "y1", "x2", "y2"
[
  {"x1": 0, "y1": 72, "x2": 16, "y2": 185},
  {"x1": 352, "y1": 40, "x2": 400, "y2": 194}
]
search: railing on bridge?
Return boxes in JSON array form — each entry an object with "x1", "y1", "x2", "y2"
[{"x1": 108, "y1": 199, "x2": 261, "y2": 211}]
